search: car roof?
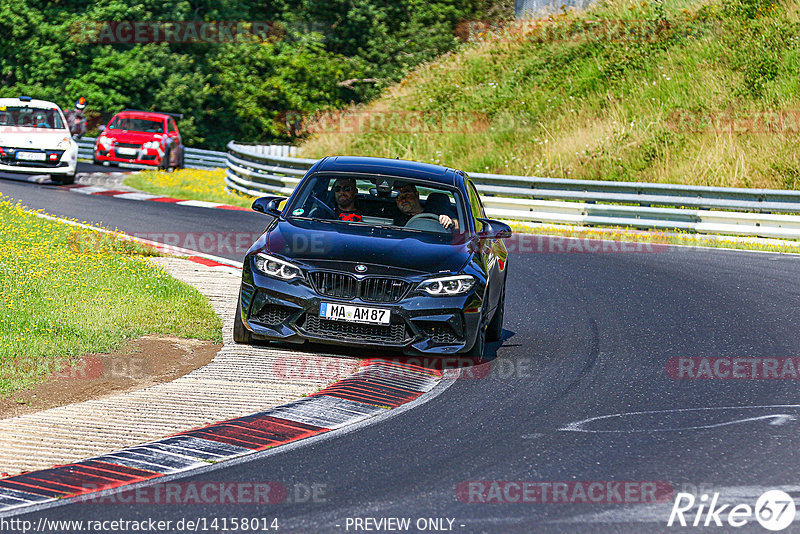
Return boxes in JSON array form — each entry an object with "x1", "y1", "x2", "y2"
[
  {"x1": 313, "y1": 156, "x2": 464, "y2": 187},
  {"x1": 112, "y1": 111, "x2": 169, "y2": 121},
  {"x1": 0, "y1": 97, "x2": 63, "y2": 110}
]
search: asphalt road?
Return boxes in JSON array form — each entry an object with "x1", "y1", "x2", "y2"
[
  {"x1": 0, "y1": 165, "x2": 268, "y2": 263},
  {"x1": 3, "y1": 170, "x2": 800, "y2": 533}
]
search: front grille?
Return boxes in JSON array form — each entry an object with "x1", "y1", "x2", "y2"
[
  {"x1": 116, "y1": 142, "x2": 140, "y2": 149},
  {"x1": 304, "y1": 314, "x2": 406, "y2": 344},
  {"x1": 0, "y1": 159, "x2": 63, "y2": 168},
  {"x1": 252, "y1": 304, "x2": 293, "y2": 326},
  {"x1": 419, "y1": 322, "x2": 462, "y2": 344},
  {"x1": 361, "y1": 278, "x2": 411, "y2": 303},
  {"x1": 309, "y1": 272, "x2": 358, "y2": 299},
  {"x1": 309, "y1": 271, "x2": 410, "y2": 303}
]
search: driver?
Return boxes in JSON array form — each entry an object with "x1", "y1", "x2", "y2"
[
  {"x1": 333, "y1": 177, "x2": 362, "y2": 222},
  {"x1": 394, "y1": 182, "x2": 454, "y2": 229},
  {"x1": 33, "y1": 111, "x2": 50, "y2": 128}
]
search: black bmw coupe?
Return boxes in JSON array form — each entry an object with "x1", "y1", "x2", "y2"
[{"x1": 234, "y1": 156, "x2": 511, "y2": 358}]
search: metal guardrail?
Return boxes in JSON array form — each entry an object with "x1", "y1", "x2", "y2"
[
  {"x1": 224, "y1": 142, "x2": 800, "y2": 239},
  {"x1": 78, "y1": 137, "x2": 241, "y2": 170}
]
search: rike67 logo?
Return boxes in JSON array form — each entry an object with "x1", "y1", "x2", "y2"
[{"x1": 668, "y1": 490, "x2": 796, "y2": 531}]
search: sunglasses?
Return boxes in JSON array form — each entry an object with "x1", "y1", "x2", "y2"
[{"x1": 334, "y1": 185, "x2": 353, "y2": 192}]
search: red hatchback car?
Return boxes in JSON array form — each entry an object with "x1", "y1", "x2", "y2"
[{"x1": 94, "y1": 110, "x2": 184, "y2": 169}]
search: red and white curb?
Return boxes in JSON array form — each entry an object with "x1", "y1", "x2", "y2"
[
  {"x1": 64, "y1": 184, "x2": 250, "y2": 211},
  {"x1": 0, "y1": 360, "x2": 442, "y2": 513}
]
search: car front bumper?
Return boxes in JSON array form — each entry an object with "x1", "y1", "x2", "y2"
[
  {"x1": 0, "y1": 148, "x2": 77, "y2": 175},
  {"x1": 94, "y1": 150, "x2": 162, "y2": 167},
  {"x1": 239, "y1": 264, "x2": 484, "y2": 356}
]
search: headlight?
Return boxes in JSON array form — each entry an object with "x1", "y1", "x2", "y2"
[
  {"x1": 142, "y1": 141, "x2": 160, "y2": 149},
  {"x1": 253, "y1": 253, "x2": 303, "y2": 281},
  {"x1": 56, "y1": 137, "x2": 71, "y2": 150},
  {"x1": 417, "y1": 274, "x2": 475, "y2": 296},
  {"x1": 97, "y1": 135, "x2": 112, "y2": 146}
]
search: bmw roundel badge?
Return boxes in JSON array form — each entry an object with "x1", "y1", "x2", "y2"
[{"x1": 355, "y1": 264, "x2": 367, "y2": 273}]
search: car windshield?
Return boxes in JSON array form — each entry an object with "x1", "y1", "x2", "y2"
[
  {"x1": 0, "y1": 106, "x2": 65, "y2": 129},
  {"x1": 287, "y1": 174, "x2": 465, "y2": 234},
  {"x1": 108, "y1": 117, "x2": 164, "y2": 133}
]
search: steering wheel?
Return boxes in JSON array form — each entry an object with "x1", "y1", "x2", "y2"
[
  {"x1": 405, "y1": 213, "x2": 449, "y2": 232},
  {"x1": 310, "y1": 194, "x2": 336, "y2": 218}
]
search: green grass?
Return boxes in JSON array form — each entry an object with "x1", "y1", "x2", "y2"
[
  {"x1": 125, "y1": 168, "x2": 255, "y2": 208},
  {"x1": 300, "y1": 0, "x2": 800, "y2": 190},
  {"x1": 0, "y1": 198, "x2": 222, "y2": 396}
]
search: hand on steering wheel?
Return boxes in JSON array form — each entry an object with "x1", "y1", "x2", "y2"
[
  {"x1": 406, "y1": 213, "x2": 440, "y2": 224},
  {"x1": 311, "y1": 194, "x2": 336, "y2": 217},
  {"x1": 405, "y1": 212, "x2": 453, "y2": 232}
]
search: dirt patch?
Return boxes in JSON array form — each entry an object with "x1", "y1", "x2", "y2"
[{"x1": 0, "y1": 336, "x2": 220, "y2": 419}]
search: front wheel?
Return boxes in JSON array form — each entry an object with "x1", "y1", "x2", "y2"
[
  {"x1": 465, "y1": 317, "x2": 486, "y2": 360},
  {"x1": 52, "y1": 173, "x2": 75, "y2": 185},
  {"x1": 486, "y1": 286, "x2": 505, "y2": 342},
  {"x1": 233, "y1": 301, "x2": 253, "y2": 344}
]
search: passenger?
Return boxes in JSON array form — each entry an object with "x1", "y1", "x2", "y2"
[
  {"x1": 394, "y1": 183, "x2": 454, "y2": 229},
  {"x1": 333, "y1": 177, "x2": 362, "y2": 222}
]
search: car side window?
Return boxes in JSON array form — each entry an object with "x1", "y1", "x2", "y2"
[
  {"x1": 169, "y1": 118, "x2": 177, "y2": 133},
  {"x1": 466, "y1": 180, "x2": 486, "y2": 231}
]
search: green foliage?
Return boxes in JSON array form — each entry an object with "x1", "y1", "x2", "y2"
[{"x1": 0, "y1": 0, "x2": 507, "y2": 148}]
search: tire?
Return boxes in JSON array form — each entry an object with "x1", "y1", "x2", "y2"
[
  {"x1": 486, "y1": 286, "x2": 505, "y2": 342},
  {"x1": 465, "y1": 315, "x2": 486, "y2": 360},
  {"x1": 233, "y1": 301, "x2": 253, "y2": 344},
  {"x1": 51, "y1": 173, "x2": 75, "y2": 185}
]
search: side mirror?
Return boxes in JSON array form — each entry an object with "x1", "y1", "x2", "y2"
[
  {"x1": 477, "y1": 218, "x2": 512, "y2": 239},
  {"x1": 252, "y1": 196, "x2": 286, "y2": 217},
  {"x1": 97, "y1": 125, "x2": 105, "y2": 133}
]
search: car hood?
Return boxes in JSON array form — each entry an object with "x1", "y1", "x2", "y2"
[
  {"x1": 266, "y1": 219, "x2": 472, "y2": 275},
  {"x1": 0, "y1": 128, "x2": 73, "y2": 149},
  {"x1": 101, "y1": 130, "x2": 162, "y2": 144}
]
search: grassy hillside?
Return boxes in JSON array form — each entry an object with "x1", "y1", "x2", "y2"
[{"x1": 301, "y1": 0, "x2": 800, "y2": 189}]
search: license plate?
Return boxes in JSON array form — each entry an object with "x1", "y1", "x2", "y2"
[
  {"x1": 116, "y1": 147, "x2": 137, "y2": 156},
  {"x1": 319, "y1": 302, "x2": 390, "y2": 325},
  {"x1": 15, "y1": 151, "x2": 46, "y2": 161}
]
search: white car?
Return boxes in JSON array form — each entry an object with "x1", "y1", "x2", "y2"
[{"x1": 0, "y1": 96, "x2": 78, "y2": 184}]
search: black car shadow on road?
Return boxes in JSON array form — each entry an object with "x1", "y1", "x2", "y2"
[{"x1": 257, "y1": 328, "x2": 516, "y2": 376}]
